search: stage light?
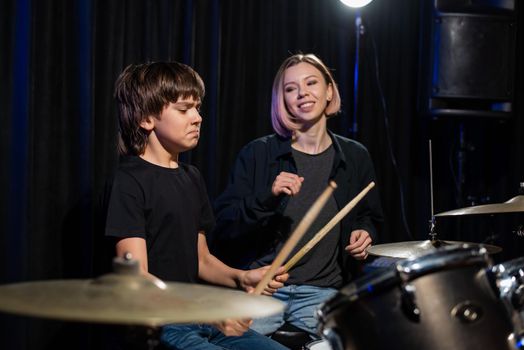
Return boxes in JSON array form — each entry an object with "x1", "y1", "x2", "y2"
[{"x1": 339, "y1": 0, "x2": 374, "y2": 8}]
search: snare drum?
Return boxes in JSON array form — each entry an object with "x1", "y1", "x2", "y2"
[
  {"x1": 304, "y1": 339, "x2": 332, "y2": 350},
  {"x1": 318, "y1": 245, "x2": 514, "y2": 350}
]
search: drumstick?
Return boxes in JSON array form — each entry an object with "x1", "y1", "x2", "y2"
[
  {"x1": 283, "y1": 181, "x2": 375, "y2": 273},
  {"x1": 253, "y1": 181, "x2": 337, "y2": 295}
]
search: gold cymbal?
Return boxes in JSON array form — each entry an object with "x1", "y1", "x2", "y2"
[
  {"x1": 435, "y1": 195, "x2": 524, "y2": 216},
  {"x1": 0, "y1": 269, "x2": 284, "y2": 327},
  {"x1": 367, "y1": 240, "x2": 502, "y2": 259}
]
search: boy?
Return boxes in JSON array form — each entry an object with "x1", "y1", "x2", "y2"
[{"x1": 105, "y1": 61, "x2": 288, "y2": 350}]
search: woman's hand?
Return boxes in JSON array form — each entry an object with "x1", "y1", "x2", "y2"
[
  {"x1": 272, "y1": 172, "x2": 304, "y2": 196},
  {"x1": 344, "y1": 229, "x2": 372, "y2": 260}
]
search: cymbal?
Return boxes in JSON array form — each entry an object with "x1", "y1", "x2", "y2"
[
  {"x1": 367, "y1": 240, "x2": 502, "y2": 259},
  {"x1": 435, "y1": 195, "x2": 524, "y2": 216},
  {"x1": 0, "y1": 270, "x2": 284, "y2": 327}
]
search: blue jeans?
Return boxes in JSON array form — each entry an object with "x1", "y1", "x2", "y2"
[
  {"x1": 250, "y1": 285, "x2": 337, "y2": 337},
  {"x1": 161, "y1": 323, "x2": 289, "y2": 350}
]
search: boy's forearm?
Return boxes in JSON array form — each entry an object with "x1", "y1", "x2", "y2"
[
  {"x1": 197, "y1": 231, "x2": 245, "y2": 289},
  {"x1": 198, "y1": 252, "x2": 245, "y2": 289}
]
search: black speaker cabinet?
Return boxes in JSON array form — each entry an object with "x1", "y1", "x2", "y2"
[
  {"x1": 432, "y1": 14, "x2": 515, "y2": 100},
  {"x1": 422, "y1": 1, "x2": 517, "y2": 118}
]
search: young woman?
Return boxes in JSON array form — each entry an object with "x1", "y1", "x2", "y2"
[{"x1": 212, "y1": 53, "x2": 384, "y2": 338}]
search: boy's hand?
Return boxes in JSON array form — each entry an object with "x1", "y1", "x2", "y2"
[
  {"x1": 240, "y1": 266, "x2": 289, "y2": 295},
  {"x1": 212, "y1": 319, "x2": 253, "y2": 336}
]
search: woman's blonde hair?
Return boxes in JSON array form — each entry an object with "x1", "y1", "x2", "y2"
[{"x1": 271, "y1": 53, "x2": 341, "y2": 137}]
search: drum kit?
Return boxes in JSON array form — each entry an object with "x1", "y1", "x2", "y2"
[
  {"x1": 318, "y1": 245, "x2": 524, "y2": 350},
  {"x1": 318, "y1": 185, "x2": 524, "y2": 350},
  {"x1": 0, "y1": 187, "x2": 522, "y2": 350}
]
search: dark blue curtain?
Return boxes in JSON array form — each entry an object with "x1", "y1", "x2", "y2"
[{"x1": 1, "y1": 0, "x2": 523, "y2": 349}]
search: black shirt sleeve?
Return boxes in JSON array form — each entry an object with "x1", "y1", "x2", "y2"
[{"x1": 105, "y1": 170, "x2": 147, "y2": 239}]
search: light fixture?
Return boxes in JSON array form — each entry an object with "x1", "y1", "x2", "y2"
[{"x1": 339, "y1": 0, "x2": 374, "y2": 8}]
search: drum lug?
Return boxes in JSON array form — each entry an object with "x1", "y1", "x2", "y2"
[
  {"x1": 451, "y1": 301, "x2": 483, "y2": 323},
  {"x1": 400, "y1": 284, "x2": 420, "y2": 322}
]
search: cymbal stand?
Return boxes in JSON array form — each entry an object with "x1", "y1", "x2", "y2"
[
  {"x1": 515, "y1": 182, "x2": 524, "y2": 237},
  {"x1": 107, "y1": 324, "x2": 161, "y2": 350},
  {"x1": 429, "y1": 140, "x2": 437, "y2": 242},
  {"x1": 144, "y1": 328, "x2": 161, "y2": 350}
]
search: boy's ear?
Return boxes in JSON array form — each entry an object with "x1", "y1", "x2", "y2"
[{"x1": 139, "y1": 116, "x2": 155, "y2": 131}]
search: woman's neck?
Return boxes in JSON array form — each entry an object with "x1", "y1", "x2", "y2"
[{"x1": 291, "y1": 120, "x2": 332, "y2": 155}]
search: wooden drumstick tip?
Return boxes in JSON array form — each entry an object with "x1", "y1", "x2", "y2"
[{"x1": 328, "y1": 180, "x2": 337, "y2": 190}]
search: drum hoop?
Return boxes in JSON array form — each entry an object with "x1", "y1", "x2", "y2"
[
  {"x1": 396, "y1": 245, "x2": 490, "y2": 282},
  {"x1": 318, "y1": 269, "x2": 400, "y2": 322},
  {"x1": 491, "y1": 256, "x2": 524, "y2": 279}
]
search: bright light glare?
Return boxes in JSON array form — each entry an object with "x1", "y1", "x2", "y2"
[{"x1": 340, "y1": 0, "x2": 374, "y2": 8}]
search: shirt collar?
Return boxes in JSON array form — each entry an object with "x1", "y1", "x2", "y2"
[
  {"x1": 274, "y1": 130, "x2": 347, "y2": 167},
  {"x1": 327, "y1": 129, "x2": 347, "y2": 167}
]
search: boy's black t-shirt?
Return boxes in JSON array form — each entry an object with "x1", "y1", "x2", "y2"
[{"x1": 105, "y1": 156, "x2": 215, "y2": 283}]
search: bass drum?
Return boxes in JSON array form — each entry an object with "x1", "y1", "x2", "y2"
[{"x1": 317, "y1": 245, "x2": 514, "y2": 350}]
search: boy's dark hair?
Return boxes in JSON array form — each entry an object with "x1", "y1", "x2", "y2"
[{"x1": 114, "y1": 62, "x2": 205, "y2": 156}]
